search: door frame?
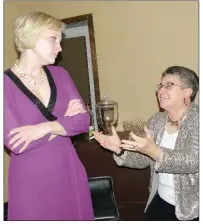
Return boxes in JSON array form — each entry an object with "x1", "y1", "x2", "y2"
[{"x1": 62, "y1": 14, "x2": 100, "y2": 130}]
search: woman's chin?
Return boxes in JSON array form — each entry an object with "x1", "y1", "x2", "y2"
[
  {"x1": 50, "y1": 58, "x2": 56, "y2": 65},
  {"x1": 159, "y1": 101, "x2": 169, "y2": 110},
  {"x1": 42, "y1": 58, "x2": 55, "y2": 66}
]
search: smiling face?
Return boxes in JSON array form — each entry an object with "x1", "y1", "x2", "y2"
[
  {"x1": 157, "y1": 74, "x2": 192, "y2": 111},
  {"x1": 32, "y1": 29, "x2": 62, "y2": 65}
]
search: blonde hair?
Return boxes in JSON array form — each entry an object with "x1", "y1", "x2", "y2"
[{"x1": 14, "y1": 12, "x2": 65, "y2": 52}]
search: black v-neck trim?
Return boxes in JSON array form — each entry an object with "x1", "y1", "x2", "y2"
[
  {"x1": 43, "y1": 66, "x2": 57, "y2": 112},
  {"x1": 5, "y1": 66, "x2": 57, "y2": 121}
]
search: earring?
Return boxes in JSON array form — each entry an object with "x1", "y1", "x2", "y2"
[{"x1": 184, "y1": 97, "x2": 188, "y2": 106}]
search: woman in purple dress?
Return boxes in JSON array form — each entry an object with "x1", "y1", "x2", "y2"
[{"x1": 4, "y1": 12, "x2": 94, "y2": 220}]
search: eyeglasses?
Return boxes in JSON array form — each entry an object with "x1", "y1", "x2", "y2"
[{"x1": 156, "y1": 82, "x2": 183, "y2": 92}]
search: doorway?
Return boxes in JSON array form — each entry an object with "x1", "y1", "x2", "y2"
[{"x1": 55, "y1": 14, "x2": 100, "y2": 130}]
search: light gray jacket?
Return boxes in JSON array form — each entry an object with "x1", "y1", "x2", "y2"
[{"x1": 114, "y1": 103, "x2": 199, "y2": 220}]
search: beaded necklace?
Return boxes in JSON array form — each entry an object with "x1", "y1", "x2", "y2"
[
  {"x1": 167, "y1": 107, "x2": 189, "y2": 127},
  {"x1": 14, "y1": 60, "x2": 45, "y2": 86}
]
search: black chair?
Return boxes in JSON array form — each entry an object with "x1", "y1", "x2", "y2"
[
  {"x1": 4, "y1": 202, "x2": 8, "y2": 221},
  {"x1": 88, "y1": 176, "x2": 120, "y2": 221},
  {"x1": 3, "y1": 176, "x2": 119, "y2": 221}
]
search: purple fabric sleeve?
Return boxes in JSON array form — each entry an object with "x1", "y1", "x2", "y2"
[
  {"x1": 57, "y1": 113, "x2": 90, "y2": 137},
  {"x1": 55, "y1": 66, "x2": 90, "y2": 136}
]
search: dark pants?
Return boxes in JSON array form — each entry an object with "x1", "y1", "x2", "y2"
[{"x1": 145, "y1": 193, "x2": 199, "y2": 221}]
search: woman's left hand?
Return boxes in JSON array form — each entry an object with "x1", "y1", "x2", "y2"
[
  {"x1": 8, "y1": 123, "x2": 51, "y2": 153},
  {"x1": 65, "y1": 99, "x2": 86, "y2": 117},
  {"x1": 120, "y1": 126, "x2": 162, "y2": 161}
]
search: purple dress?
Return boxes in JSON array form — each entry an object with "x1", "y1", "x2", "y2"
[{"x1": 4, "y1": 66, "x2": 94, "y2": 220}]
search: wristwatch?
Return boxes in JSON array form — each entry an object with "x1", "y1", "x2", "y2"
[{"x1": 115, "y1": 148, "x2": 125, "y2": 156}]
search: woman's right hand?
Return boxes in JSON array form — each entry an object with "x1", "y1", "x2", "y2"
[
  {"x1": 94, "y1": 126, "x2": 121, "y2": 154},
  {"x1": 48, "y1": 99, "x2": 86, "y2": 142}
]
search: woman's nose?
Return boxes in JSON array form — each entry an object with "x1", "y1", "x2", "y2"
[{"x1": 57, "y1": 43, "x2": 62, "y2": 52}]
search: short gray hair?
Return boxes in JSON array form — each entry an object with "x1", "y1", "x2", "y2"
[{"x1": 162, "y1": 66, "x2": 199, "y2": 102}]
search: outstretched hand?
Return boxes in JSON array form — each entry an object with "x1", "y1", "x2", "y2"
[
  {"x1": 120, "y1": 126, "x2": 161, "y2": 161},
  {"x1": 94, "y1": 126, "x2": 121, "y2": 154}
]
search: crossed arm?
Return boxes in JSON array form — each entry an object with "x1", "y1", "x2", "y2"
[{"x1": 5, "y1": 99, "x2": 88, "y2": 154}]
